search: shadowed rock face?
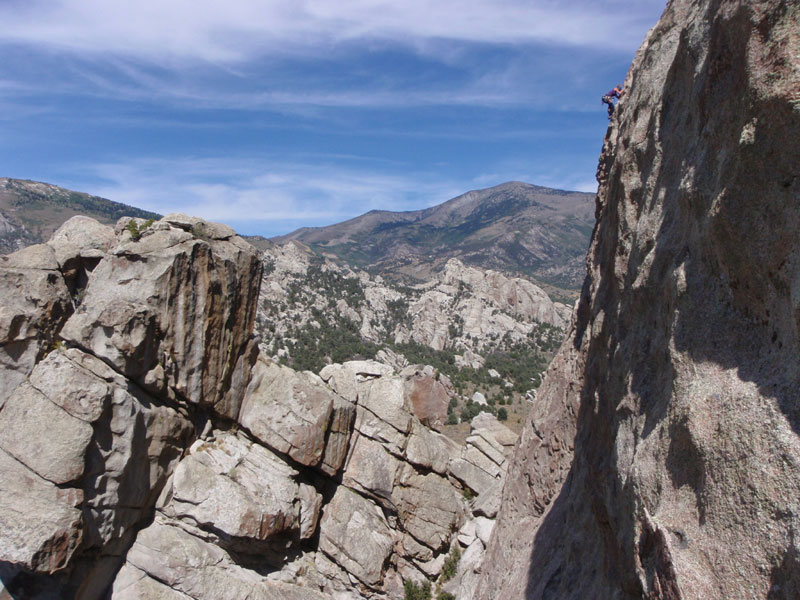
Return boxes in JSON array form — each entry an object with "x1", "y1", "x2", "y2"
[
  {"x1": 0, "y1": 244, "x2": 73, "y2": 404},
  {"x1": 59, "y1": 214, "x2": 262, "y2": 419},
  {"x1": 475, "y1": 1, "x2": 800, "y2": 599}
]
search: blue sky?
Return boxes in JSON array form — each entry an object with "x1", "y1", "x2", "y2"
[{"x1": 0, "y1": 0, "x2": 666, "y2": 236}]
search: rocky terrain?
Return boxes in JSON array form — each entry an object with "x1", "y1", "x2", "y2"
[
  {"x1": 255, "y1": 241, "x2": 569, "y2": 430},
  {"x1": 0, "y1": 178, "x2": 161, "y2": 255},
  {"x1": 4, "y1": 0, "x2": 794, "y2": 598},
  {"x1": 274, "y1": 181, "x2": 594, "y2": 291},
  {"x1": 0, "y1": 214, "x2": 521, "y2": 599},
  {"x1": 257, "y1": 241, "x2": 568, "y2": 362},
  {"x1": 475, "y1": 0, "x2": 800, "y2": 598}
]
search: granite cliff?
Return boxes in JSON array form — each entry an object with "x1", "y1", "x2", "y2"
[
  {"x1": 2, "y1": 0, "x2": 797, "y2": 597},
  {"x1": 0, "y1": 215, "x2": 517, "y2": 599},
  {"x1": 475, "y1": 0, "x2": 800, "y2": 598}
]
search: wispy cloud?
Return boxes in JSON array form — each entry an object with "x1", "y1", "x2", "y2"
[
  {"x1": 76, "y1": 156, "x2": 469, "y2": 236},
  {"x1": 1, "y1": 1, "x2": 665, "y2": 64},
  {"x1": 0, "y1": 1, "x2": 666, "y2": 113},
  {"x1": 0, "y1": 54, "x2": 625, "y2": 114},
  {"x1": 67, "y1": 151, "x2": 602, "y2": 237}
]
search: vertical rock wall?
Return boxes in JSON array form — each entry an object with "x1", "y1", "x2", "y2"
[
  {"x1": 476, "y1": 0, "x2": 800, "y2": 598},
  {"x1": 0, "y1": 215, "x2": 263, "y2": 598}
]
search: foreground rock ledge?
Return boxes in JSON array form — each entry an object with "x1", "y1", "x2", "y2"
[
  {"x1": 0, "y1": 214, "x2": 262, "y2": 596},
  {"x1": 0, "y1": 214, "x2": 521, "y2": 599}
]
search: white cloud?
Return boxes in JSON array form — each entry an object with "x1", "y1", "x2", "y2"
[
  {"x1": 0, "y1": 0, "x2": 666, "y2": 64},
  {"x1": 0, "y1": 1, "x2": 666, "y2": 112},
  {"x1": 78, "y1": 156, "x2": 467, "y2": 236},
  {"x1": 72, "y1": 153, "x2": 601, "y2": 237}
]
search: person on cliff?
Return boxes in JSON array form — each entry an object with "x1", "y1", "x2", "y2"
[{"x1": 602, "y1": 84, "x2": 624, "y2": 119}]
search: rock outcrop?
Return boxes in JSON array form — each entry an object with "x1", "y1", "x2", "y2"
[
  {"x1": 256, "y1": 243, "x2": 567, "y2": 372},
  {"x1": 475, "y1": 1, "x2": 800, "y2": 598},
  {"x1": 60, "y1": 214, "x2": 261, "y2": 420},
  {"x1": 0, "y1": 242, "x2": 73, "y2": 404},
  {"x1": 0, "y1": 215, "x2": 519, "y2": 599},
  {"x1": 397, "y1": 259, "x2": 570, "y2": 352},
  {"x1": 0, "y1": 214, "x2": 262, "y2": 598}
]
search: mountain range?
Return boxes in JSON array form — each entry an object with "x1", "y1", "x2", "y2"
[
  {"x1": 0, "y1": 178, "x2": 161, "y2": 255},
  {"x1": 1, "y1": 178, "x2": 596, "y2": 295},
  {"x1": 273, "y1": 181, "x2": 595, "y2": 291}
]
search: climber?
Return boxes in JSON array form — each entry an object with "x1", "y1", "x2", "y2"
[{"x1": 602, "y1": 84, "x2": 624, "y2": 119}]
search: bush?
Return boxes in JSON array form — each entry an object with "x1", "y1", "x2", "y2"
[
  {"x1": 438, "y1": 593, "x2": 456, "y2": 600},
  {"x1": 446, "y1": 412, "x2": 458, "y2": 425},
  {"x1": 497, "y1": 407, "x2": 508, "y2": 421},
  {"x1": 440, "y1": 545, "x2": 461, "y2": 582},
  {"x1": 404, "y1": 579, "x2": 431, "y2": 600},
  {"x1": 126, "y1": 218, "x2": 154, "y2": 241}
]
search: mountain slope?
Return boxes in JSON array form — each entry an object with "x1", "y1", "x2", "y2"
[
  {"x1": 274, "y1": 181, "x2": 595, "y2": 290},
  {"x1": 0, "y1": 178, "x2": 161, "y2": 254}
]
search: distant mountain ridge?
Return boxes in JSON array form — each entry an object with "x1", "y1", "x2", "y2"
[
  {"x1": 273, "y1": 181, "x2": 595, "y2": 291},
  {"x1": 0, "y1": 178, "x2": 161, "y2": 254}
]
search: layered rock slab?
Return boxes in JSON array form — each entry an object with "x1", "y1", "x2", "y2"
[
  {"x1": 111, "y1": 516, "x2": 328, "y2": 600},
  {"x1": 393, "y1": 464, "x2": 465, "y2": 552},
  {"x1": 0, "y1": 449, "x2": 84, "y2": 574},
  {"x1": 159, "y1": 432, "x2": 322, "y2": 554},
  {"x1": 0, "y1": 346, "x2": 193, "y2": 578},
  {"x1": 318, "y1": 486, "x2": 394, "y2": 588},
  {"x1": 240, "y1": 355, "x2": 337, "y2": 468}
]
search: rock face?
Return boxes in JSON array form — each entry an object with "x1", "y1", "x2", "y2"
[
  {"x1": 318, "y1": 486, "x2": 395, "y2": 588},
  {"x1": 397, "y1": 259, "x2": 570, "y2": 351},
  {"x1": 0, "y1": 216, "x2": 517, "y2": 599},
  {"x1": 475, "y1": 1, "x2": 800, "y2": 599},
  {"x1": 240, "y1": 355, "x2": 337, "y2": 468},
  {"x1": 0, "y1": 243, "x2": 73, "y2": 404},
  {"x1": 0, "y1": 215, "x2": 262, "y2": 598},
  {"x1": 402, "y1": 367, "x2": 451, "y2": 430},
  {"x1": 60, "y1": 213, "x2": 261, "y2": 420},
  {"x1": 111, "y1": 516, "x2": 329, "y2": 600}
]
